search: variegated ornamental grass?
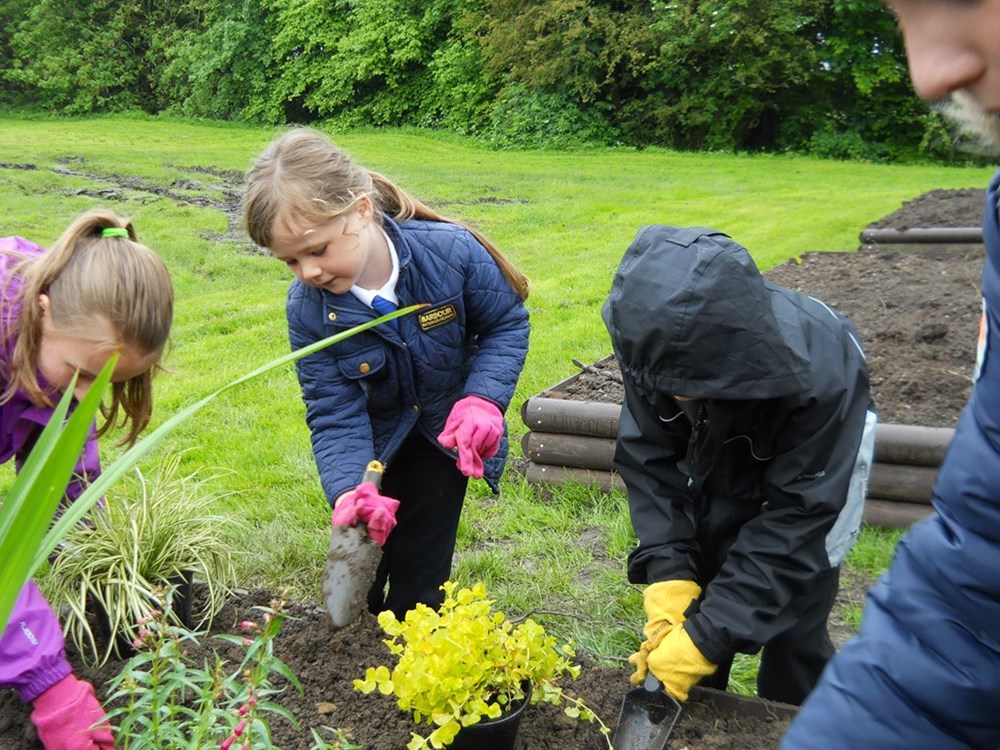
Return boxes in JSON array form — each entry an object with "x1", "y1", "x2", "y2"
[{"x1": 44, "y1": 452, "x2": 241, "y2": 665}]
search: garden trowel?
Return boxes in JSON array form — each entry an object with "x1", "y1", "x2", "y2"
[
  {"x1": 322, "y1": 460, "x2": 385, "y2": 629},
  {"x1": 611, "y1": 673, "x2": 683, "y2": 750}
]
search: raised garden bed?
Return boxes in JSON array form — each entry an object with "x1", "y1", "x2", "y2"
[
  {"x1": 522, "y1": 373, "x2": 952, "y2": 528},
  {"x1": 520, "y1": 190, "x2": 986, "y2": 529}
]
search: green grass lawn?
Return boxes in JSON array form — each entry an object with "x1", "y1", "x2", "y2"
[{"x1": 1, "y1": 114, "x2": 987, "y2": 678}]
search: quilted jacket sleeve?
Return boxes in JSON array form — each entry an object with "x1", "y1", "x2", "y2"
[
  {"x1": 454, "y1": 231, "x2": 529, "y2": 412},
  {"x1": 287, "y1": 285, "x2": 372, "y2": 505},
  {"x1": 781, "y1": 170, "x2": 1000, "y2": 750}
]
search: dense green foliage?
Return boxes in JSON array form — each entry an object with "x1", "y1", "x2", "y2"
[{"x1": 0, "y1": 0, "x2": 977, "y2": 160}]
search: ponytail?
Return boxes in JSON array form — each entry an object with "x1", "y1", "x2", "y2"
[
  {"x1": 368, "y1": 172, "x2": 529, "y2": 300},
  {"x1": 0, "y1": 208, "x2": 173, "y2": 446}
]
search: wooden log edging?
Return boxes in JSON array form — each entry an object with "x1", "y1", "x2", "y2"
[
  {"x1": 523, "y1": 431, "x2": 940, "y2": 505},
  {"x1": 687, "y1": 685, "x2": 798, "y2": 721},
  {"x1": 521, "y1": 395, "x2": 952, "y2": 528},
  {"x1": 859, "y1": 227, "x2": 983, "y2": 244},
  {"x1": 856, "y1": 227, "x2": 985, "y2": 257},
  {"x1": 523, "y1": 461, "x2": 936, "y2": 528},
  {"x1": 521, "y1": 397, "x2": 621, "y2": 439}
]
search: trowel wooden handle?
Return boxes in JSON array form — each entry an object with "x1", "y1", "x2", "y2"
[{"x1": 361, "y1": 460, "x2": 384, "y2": 489}]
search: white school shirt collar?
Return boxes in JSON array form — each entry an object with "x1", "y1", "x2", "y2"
[{"x1": 350, "y1": 228, "x2": 399, "y2": 307}]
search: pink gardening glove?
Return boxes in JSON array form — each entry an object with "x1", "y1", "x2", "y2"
[
  {"x1": 31, "y1": 674, "x2": 115, "y2": 750},
  {"x1": 331, "y1": 482, "x2": 400, "y2": 546},
  {"x1": 437, "y1": 395, "x2": 504, "y2": 479}
]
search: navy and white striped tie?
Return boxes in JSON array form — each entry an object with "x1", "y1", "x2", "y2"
[{"x1": 371, "y1": 295, "x2": 400, "y2": 332}]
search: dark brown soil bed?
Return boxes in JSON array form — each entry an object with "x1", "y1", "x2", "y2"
[
  {"x1": 0, "y1": 187, "x2": 988, "y2": 750},
  {"x1": 0, "y1": 588, "x2": 792, "y2": 750},
  {"x1": 867, "y1": 187, "x2": 986, "y2": 229}
]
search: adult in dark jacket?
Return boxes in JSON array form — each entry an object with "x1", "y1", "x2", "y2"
[
  {"x1": 782, "y1": 1, "x2": 1000, "y2": 746},
  {"x1": 244, "y1": 128, "x2": 530, "y2": 620},
  {"x1": 602, "y1": 226, "x2": 876, "y2": 705}
]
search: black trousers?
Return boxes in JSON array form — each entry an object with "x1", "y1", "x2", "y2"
[
  {"x1": 698, "y1": 565, "x2": 840, "y2": 705},
  {"x1": 366, "y1": 432, "x2": 469, "y2": 619}
]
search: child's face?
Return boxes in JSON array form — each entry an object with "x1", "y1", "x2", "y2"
[
  {"x1": 886, "y1": 0, "x2": 1000, "y2": 110},
  {"x1": 268, "y1": 199, "x2": 386, "y2": 294},
  {"x1": 37, "y1": 298, "x2": 158, "y2": 401}
]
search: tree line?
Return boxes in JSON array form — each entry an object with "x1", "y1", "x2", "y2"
[{"x1": 0, "y1": 0, "x2": 976, "y2": 161}]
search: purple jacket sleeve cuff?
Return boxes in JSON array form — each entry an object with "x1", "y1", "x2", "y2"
[{"x1": 0, "y1": 581, "x2": 72, "y2": 702}]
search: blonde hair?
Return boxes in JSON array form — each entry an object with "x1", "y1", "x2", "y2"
[
  {"x1": 1, "y1": 209, "x2": 174, "y2": 445},
  {"x1": 243, "y1": 128, "x2": 529, "y2": 299}
]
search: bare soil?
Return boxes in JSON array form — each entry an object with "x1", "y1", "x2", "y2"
[{"x1": 0, "y1": 185, "x2": 989, "y2": 750}]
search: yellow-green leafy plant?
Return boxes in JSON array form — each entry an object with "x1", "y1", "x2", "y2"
[
  {"x1": 43, "y1": 451, "x2": 240, "y2": 664},
  {"x1": 355, "y1": 581, "x2": 612, "y2": 750}
]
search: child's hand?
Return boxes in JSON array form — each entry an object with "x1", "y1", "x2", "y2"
[
  {"x1": 332, "y1": 482, "x2": 400, "y2": 545},
  {"x1": 30, "y1": 674, "x2": 115, "y2": 750},
  {"x1": 437, "y1": 395, "x2": 504, "y2": 478}
]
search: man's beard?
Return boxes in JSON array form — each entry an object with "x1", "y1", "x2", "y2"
[{"x1": 938, "y1": 90, "x2": 1000, "y2": 153}]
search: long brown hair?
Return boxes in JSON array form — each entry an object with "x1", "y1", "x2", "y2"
[
  {"x1": 243, "y1": 128, "x2": 529, "y2": 299},
  {"x1": 0, "y1": 209, "x2": 174, "y2": 445}
]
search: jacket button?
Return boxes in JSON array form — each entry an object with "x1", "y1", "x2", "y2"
[
  {"x1": 327, "y1": 312, "x2": 337, "y2": 321},
  {"x1": 411, "y1": 404, "x2": 420, "y2": 413},
  {"x1": 359, "y1": 363, "x2": 371, "y2": 374}
]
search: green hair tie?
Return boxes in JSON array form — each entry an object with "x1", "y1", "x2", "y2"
[{"x1": 101, "y1": 227, "x2": 129, "y2": 238}]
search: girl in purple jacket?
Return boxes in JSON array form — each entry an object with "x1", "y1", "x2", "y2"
[{"x1": 0, "y1": 209, "x2": 173, "y2": 750}]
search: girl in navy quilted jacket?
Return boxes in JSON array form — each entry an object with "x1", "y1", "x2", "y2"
[{"x1": 243, "y1": 128, "x2": 530, "y2": 619}]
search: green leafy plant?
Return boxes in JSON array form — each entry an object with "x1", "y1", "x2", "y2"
[
  {"x1": 0, "y1": 362, "x2": 113, "y2": 630},
  {"x1": 355, "y1": 581, "x2": 611, "y2": 750},
  {"x1": 104, "y1": 591, "x2": 327, "y2": 749},
  {"x1": 44, "y1": 452, "x2": 240, "y2": 665}
]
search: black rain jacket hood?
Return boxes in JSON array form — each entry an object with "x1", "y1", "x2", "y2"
[{"x1": 602, "y1": 226, "x2": 811, "y2": 402}]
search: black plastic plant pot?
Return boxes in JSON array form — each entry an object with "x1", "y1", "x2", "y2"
[
  {"x1": 449, "y1": 684, "x2": 531, "y2": 750},
  {"x1": 163, "y1": 569, "x2": 195, "y2": 628},
  {"x1": 88, "y1": 570, "x2": 195, "y2": 658}
]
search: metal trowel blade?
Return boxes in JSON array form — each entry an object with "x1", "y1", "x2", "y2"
[
  {"x1": 611, "y1": 673, "x2": 683, "y2": 750},
  {"x1": 322, "y1": 524, "x2": 382, "y2": 629}
]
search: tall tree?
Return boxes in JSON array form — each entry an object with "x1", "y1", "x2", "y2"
[
  {"x1": 622, "y1": 0, "x2": 825, "y2": 150},
  {"x1": 261, "y1": 0, "x2": 465, "y2": 125},
  {"x1": 4, "y1": 0, "x2": 205, "y2": 113}
]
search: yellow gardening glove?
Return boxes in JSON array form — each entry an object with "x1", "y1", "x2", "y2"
[
  {"x1": 628, "y1": 580, "x2": 702, "y2": 687},
  {"x1": 647, "y1": 624, "x2": 718, "y2": 702}
]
